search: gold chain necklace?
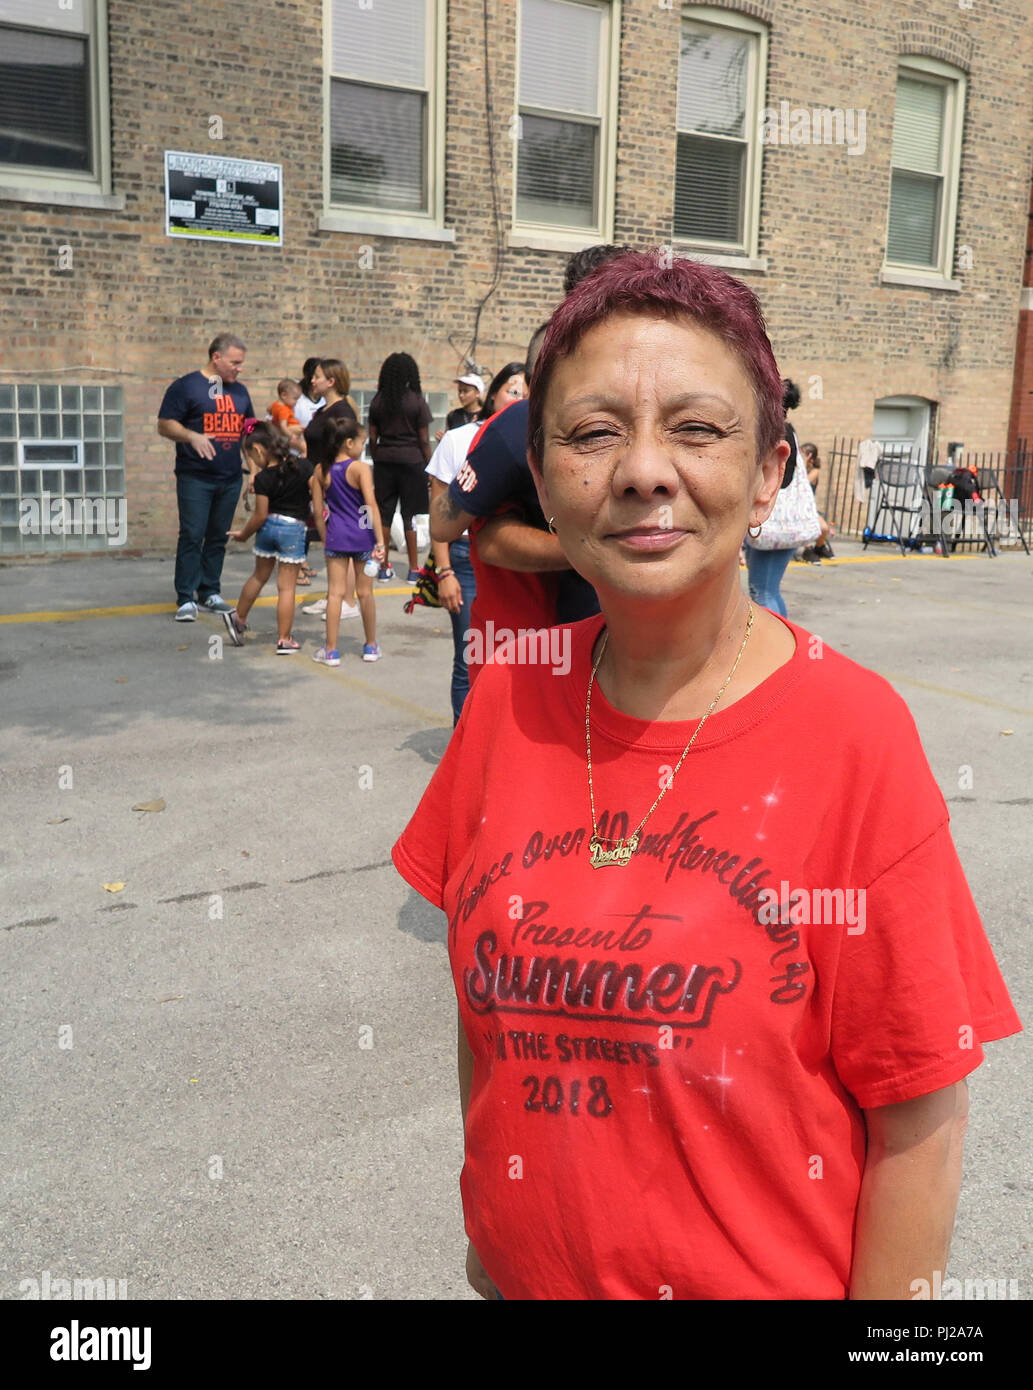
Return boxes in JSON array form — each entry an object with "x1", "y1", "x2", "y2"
[{"x1": 586, "y1": 604, "x2": 755, "y2": 868}]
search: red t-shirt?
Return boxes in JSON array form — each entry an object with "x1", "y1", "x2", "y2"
[{"x1": 392, "y1": 614, "x2": 1021, "y2": 1301}]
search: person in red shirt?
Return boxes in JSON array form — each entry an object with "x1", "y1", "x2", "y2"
[{"x1": 392, "y1": 250, "x2": 1021, "y2": 1301}]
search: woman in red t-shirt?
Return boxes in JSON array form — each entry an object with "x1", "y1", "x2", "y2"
[{"x1": 392, "y1": 251, "x2": 1021, "y2": 1301}]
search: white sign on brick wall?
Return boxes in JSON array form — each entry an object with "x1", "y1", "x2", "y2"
[{"x1": 164, "y1": 152, "x2": 283, "y2": 247}]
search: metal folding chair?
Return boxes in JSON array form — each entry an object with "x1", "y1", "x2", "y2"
[
  {"x1": 864, "y1": 458, "x2": 926, "y2": 555},
  {"x1": 977, "y1": 467, "x2": 1030, "y2": 556}
]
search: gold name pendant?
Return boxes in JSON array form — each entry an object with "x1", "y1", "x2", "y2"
[{"x1": 588, "y1": 833, "x2": 640, "y2": 869}]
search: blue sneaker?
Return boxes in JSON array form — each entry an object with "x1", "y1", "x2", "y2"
[
  {"x1": 406, "y1": 569, "x2": 421, "y2": 585},
  {"x1": 313, "y1": 647, "x2": 340, "y2": 667},
  {"x1": 362, "y1": 643, "x2": 382, "y2": 662},
  {"x1": 377, "y1": 565, "x2": 395, "y2": 582}
]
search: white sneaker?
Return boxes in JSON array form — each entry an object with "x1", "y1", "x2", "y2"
[
  {"x1": 302, "y1": 598, "x2": 328, "y2": 616},
  {"x1": 175, "y1": 601, "x2": 198, "y2": 621},
  {"x1": 323, "y1": 601, "x2": 360, "y2": 621}
]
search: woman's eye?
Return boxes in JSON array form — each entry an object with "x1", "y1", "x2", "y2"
[{"x1": 572, "y1": 428, "x2": 619, "y2": 443}]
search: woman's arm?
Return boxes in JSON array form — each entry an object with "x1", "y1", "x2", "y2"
[
  {"x1": 311, "y1": 471, "x2": 327, "y2": 544},
  {"x1": 417, "y1": 424, "x2": 432, "y2": 466},
  {"x1": 849, "y1": 1080, "x2": 969, "y2": 1300},
  {"x1": 477, "y1": 513, "x2": 573, "y2": 572},
  {"x1": 229, "y1": 492, "x2": 268, "y2": 542},
  {"x1": 428, "y1": 479, "x2": 462, "y2": 612},
  {"x1": 431, "y1": 486, "x2": 477, "y2": 544}
]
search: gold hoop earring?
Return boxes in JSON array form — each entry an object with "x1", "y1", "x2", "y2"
[
  {"x1": 747, "y1": 523, "x2": 763, "y2": 538},
  {"x1": 548, "y1": 517, "x2": 558, "y2": 534}
]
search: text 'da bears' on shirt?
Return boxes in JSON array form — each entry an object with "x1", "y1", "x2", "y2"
[{"x1": 392, "y1": 614, "x2": 1021, "y2": 1302}]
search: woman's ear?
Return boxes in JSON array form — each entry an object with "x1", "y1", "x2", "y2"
[{"x1": 751, "y1": 438, "x2": 791, "y2": 522}]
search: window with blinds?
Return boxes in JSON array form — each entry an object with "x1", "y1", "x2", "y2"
[
  {"x1": 0, "y1": 0, "x2": 95, "y2": 177},
  {"x1": 328, "y1": 0, "x2": 432, "y2": 212},
  {"x1": 674, "y1": 18, "x2": 757, "y2": 248},
  {"x1": 887, "y1": 75, "x2": 949, "y2": 268},
  {"x1": 515, "y1": 0, "x2": 608, "y2": 231}
]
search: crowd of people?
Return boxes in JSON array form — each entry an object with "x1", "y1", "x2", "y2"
[{"x1": 156, "y1": 245, "x2": 829, "y2": 702}]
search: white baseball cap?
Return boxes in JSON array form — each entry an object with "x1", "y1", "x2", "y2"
[{"x1": 454, "y1": 374, "x2": 485, "y2": 394}]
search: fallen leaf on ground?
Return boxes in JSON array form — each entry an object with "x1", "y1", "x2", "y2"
[
  {"x1": 103, "y1": 882, "x2": 126, "y2": 892},
  {"x1": 1001, "y1": 730, "x2": 1014, "y2": 736},
  {"x1": 241, "y1": 850, "x2": 250, "y2": 857},
  {"x1": 156, "y1": 996, "x2": 183, "y2": 1004},
  {"x1": 115, "y1": 678, "x2": 128, "y2": 683},
  {"x1": 189, "y1": 1078, "x2": 199, "y2": 1084},
  {"x1": 132, "y1": 799, "x2": 165, "y2": 812},
  {"x1": 176, "y1": 645, "x2": 188, "y2": 651},
  {"x1": 46, "y1": 817, "x2": 69, "y2": 825}
]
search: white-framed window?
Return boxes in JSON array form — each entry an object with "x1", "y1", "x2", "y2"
[
  {"x1": 324, "y1": 0, "x2": 446, "y2": 228},
  {"x1": 513, "y1": 0, "x2": 619, "y2": 238},
  {"x1": 351, "y1": 386, "x2": 450, "y2": 445},
  {"x1": 0, "y1": 0, "x2": 112, "y2": 197},
  {"x1": 885, "y1": 59, "x2": 966, "y2": 277},
  {"x1": 674, "y1": 8, "x2": 766, "y2": 257}
]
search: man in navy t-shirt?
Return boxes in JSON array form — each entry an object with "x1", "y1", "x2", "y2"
[{"x1": 158, "y1": 332, "x2": 254, "y2": 620}]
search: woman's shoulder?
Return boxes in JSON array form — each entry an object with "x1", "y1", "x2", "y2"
[{"x1": 785, "y1": 620, "x2": 925, "y2": 745}]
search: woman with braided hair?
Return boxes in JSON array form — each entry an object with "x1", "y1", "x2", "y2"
[{"x1": 368, "y1": 351, "x2": 434, "y2": 582}]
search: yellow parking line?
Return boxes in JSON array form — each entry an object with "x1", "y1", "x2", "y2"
[
  {"x1": 0, "y1": 588, "x2": 413, "y2": 624},
  {"x1": 252, "y1": 637, "x2": 448, "y2": 726},
  {"x1": 879, "y1": 672, "x2": 1033, "y2": 719}
]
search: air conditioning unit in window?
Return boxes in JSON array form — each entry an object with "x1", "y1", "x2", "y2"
[{"x1": 18, "y1": 441, "x2": 82, "y2": 469}]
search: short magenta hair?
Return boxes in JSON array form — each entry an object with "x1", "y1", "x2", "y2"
[{"x1": 528, "y1": 249, "x2": 785, "y2": 464}]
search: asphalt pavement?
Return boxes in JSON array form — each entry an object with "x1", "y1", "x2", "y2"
[{"x1": 0, "y1": 539, "x2": 1029, "y2": 1300}]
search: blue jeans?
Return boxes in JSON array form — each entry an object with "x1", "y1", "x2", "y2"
[
  {"x1": 446, "y1": 537, "x2": 477, "y2": 726},
  {"x1": 175, "y1": 472, "x2": 242, "y2": 604},
  {"x1": 744, "y1": 544, "x2": 794, "y2": 617}
]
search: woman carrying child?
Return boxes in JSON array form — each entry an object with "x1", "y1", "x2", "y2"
[
  {"x1": 311, "y1": 417, "x2": 386, "y2": 665},
  {"x1": 223, "y1": 420, "x2": 312, "y2": 654}
]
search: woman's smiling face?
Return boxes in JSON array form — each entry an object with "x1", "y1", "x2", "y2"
[{"x1": 532, "y1": 311, "x2": 787, "y2": 601}]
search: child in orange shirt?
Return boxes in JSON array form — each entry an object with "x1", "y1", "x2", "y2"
[{"x1": 268, "y1": 380, "x2": 305, "y2": 452}]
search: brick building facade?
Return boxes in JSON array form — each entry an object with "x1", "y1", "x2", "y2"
[{"x1": 1, "y1": 0, "x2": 1031, "y2": 556}]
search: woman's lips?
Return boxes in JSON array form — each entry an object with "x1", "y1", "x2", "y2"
[{"x1": 608, "y1": 527, "x2": 689, "y2": 551}]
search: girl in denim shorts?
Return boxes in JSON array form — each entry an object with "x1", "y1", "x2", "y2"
[
  {"x1": 225, "y1": 421, "x2": 313, "y2": 654},
  {"x1": 311, "y1": 418, "x2": 386, "y2": 664}
]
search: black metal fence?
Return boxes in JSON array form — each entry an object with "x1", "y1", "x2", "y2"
[{"x1": 819, "y1": 438, "x2": 1033, "y2": 556}]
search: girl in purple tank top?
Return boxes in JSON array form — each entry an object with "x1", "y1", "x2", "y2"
[{"x1": 311, "y1": 418, "x2": 386, "y2": 665}]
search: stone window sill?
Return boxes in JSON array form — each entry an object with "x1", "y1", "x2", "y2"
[
  {"x1": 319, "y1": 212, "x2": 455, "y2": 242},
  {"x1": 880, "y1": 267, "x2": 962, "y2": 292},
  {"x1": 0, "y1": 185, "x2": 125, "y2": 211}
]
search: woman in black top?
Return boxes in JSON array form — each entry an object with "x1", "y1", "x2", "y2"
[
  {"x1": 225, "y1": 422, "x2": 314, "y2": 653},
  {"x1": 368, "y1": 352, "x2": 433, "y2": 582}
]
